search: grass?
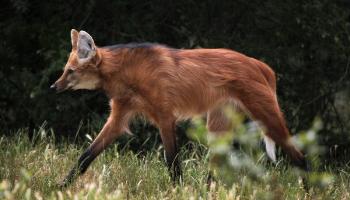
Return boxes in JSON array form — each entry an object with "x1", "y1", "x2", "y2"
[{"x1": 1, "y1": 129, "x2": 350, "y2": 200}]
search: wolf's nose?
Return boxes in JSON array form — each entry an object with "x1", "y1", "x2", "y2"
[{"x1": 50, "y1": 84, "x2": 56, "y2": 90}]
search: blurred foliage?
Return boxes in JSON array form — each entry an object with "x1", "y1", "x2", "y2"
[
  {"x1": 188, "y1": 107, "x2": 335, "y2": 189},
  {"x1": 0, "y1": 0, "x2": 350, "y2": 156}
]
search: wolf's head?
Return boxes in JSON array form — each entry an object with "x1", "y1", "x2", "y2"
[{"x1": 51, "y1": 29, "x2": 102, "y2": 92}]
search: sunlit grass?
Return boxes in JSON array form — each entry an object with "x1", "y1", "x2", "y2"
[{"x1": 0, "y1": 128, "x2": 350, "y2": 199}]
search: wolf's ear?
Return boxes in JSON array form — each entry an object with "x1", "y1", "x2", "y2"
[
  {"x1": 77, "y1": 30, "x2": 96, "y2": 62},
  {"x1": 71, "y1": 29, "x2": 79, "y2": 49}
]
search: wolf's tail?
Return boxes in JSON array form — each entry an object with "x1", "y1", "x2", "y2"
[{"x1": 264, "y1": 135, "x2": 276, "y2": 162}]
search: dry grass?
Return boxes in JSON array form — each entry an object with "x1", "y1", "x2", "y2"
[{"x1": 0, "y1": 129, "x2": 350, "y2": 200}]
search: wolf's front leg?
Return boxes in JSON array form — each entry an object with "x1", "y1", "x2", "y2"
[
  {"x1": 159, "y1": 119, "x2": 182, "y2": 183},
  {"x1": 58, "y1": 100, "x2": 130, "y2": 188}
]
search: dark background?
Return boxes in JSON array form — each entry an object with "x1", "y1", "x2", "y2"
[{"x1": 1, "y1": 0, "x2": 349, "y2": 159}]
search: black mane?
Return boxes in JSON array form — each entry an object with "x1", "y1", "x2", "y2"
[{"x1": 101, "y1": 42, "x2": 165, "y2": 50}]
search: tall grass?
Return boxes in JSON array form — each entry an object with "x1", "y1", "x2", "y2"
[{"x1": 0, "y1": 122, "x2": 350, "y2": 199}]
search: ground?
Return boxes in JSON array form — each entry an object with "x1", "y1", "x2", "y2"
[{"x1": 0, "y1": 130, "x2": 350, "y2": 200}]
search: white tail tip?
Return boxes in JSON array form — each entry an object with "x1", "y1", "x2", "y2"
[{"x1": 264, "y1": 136, "x2": 276, "y2": 162}]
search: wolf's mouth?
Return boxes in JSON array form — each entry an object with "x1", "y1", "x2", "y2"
[{"x1": 55, "y1": 85, "x2": 73, "y2": 93}]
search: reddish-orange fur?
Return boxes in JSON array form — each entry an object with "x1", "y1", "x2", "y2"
[
  {"x1": 98, "y1": 46, "x2": 294, "y2": 147},
  {"x1": 53, "y1": 30, "x2": 307, "y2": 187}
]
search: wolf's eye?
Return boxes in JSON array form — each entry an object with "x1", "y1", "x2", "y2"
[{"x1": 67, "y1": 69, "x2": 74, "y2": 75}]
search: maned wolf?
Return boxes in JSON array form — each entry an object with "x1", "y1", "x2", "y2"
[{"x1": 51, "y1": 29, "x2": 308, "y2": 187}]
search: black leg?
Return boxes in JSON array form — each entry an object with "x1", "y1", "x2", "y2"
[
  {"x1": 166, "y1": 151, "x2": 182, "y2": 182},
  {"x1": 292, "y1": 154, "x2": 311, "y2": 191},
  {"x1": 207, "y1": 170, "x2": 215, "y2": 186},
  {"x1": 292, "y1": 154, "x2": 311, "y2": 172},
  {"x1": 58, "y1": 148, "x2": 96, "y2": 188},
  {"x1": 57, "y1": 99, "x2": 127, "y2": 188},
  {"x1": 159, "y1": 120, "x2": 183, "y2": 183}
]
